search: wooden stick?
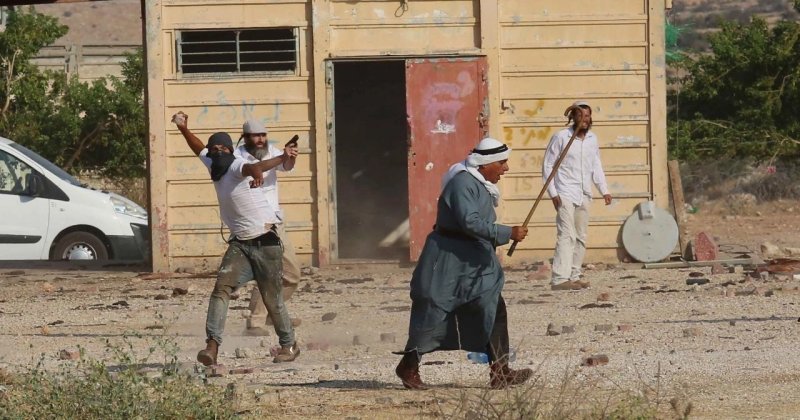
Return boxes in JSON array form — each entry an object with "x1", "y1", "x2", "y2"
[
  {"x1": 667, "y1": 160, "x2": 689, "y2": 257},
  {"x1": 507, "y1": 122, "x2": 582, "y2": 256}
]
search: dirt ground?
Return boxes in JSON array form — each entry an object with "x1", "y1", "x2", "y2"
[{"x1": 1, "y1": 201, "x2": 800, "y2": 419}]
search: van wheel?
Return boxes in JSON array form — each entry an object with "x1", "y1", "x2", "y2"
[{"x1": 53, "y1": 232, "x2": 109, "y2": 261}]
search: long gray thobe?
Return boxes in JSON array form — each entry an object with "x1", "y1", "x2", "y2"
[{"x1": 403, "y1": 171, "x2": 512, "y2": 354}]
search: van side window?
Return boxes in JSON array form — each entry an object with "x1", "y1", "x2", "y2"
[{"x1": 0, "y1": 150, "x2": 35, "y2": 196}]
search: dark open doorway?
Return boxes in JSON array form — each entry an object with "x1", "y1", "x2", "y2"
[{"x1": 332, "y1": 60, "x2": 409, "y2": 260}]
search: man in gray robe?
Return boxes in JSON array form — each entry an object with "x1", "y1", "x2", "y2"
[{"x1": 395, "y1": 137, "x2": 532, "y2": 390}]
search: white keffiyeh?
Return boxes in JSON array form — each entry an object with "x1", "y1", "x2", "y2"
[{"x1": 440, "y1": 138, "x2": 511, "y2": 207}]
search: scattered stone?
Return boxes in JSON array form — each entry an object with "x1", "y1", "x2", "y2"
[
  {"x1": 229, "y1": 367, "x2": 255, "y2": 375},
  {"x1": 154, "y1": 294, "x2": 169, "y2": 300},
  {"x1": 42, "y1": 282, "x2": 55, "y2": 293},
  {"x1": 352, "y1": 335, "x2": 362, "y2": 345},
  {"x1": 546, "y1": 323, "x2": 562, "y2": 336},
  {"x1": 40, "y1": 325, "x2": 49, "y2": 335},
  {"x1": 729, "y1": 320, "x2": 736, "y2": 326},
  {"x1": 47, "y1": 320, "x2": 64, "y2": 326},
  {"x1": 380, "y1": 333, "x2": 396, "y2": 343},
  {"x1": 144, "y1": 325, "x2": 164, "y2": 330},
  {"x1": 686, "y1": 278, "x2": 710, "y2": 286},
  {"x1": 784, "y1": 247, "x2": 800, "y2": 257},
  {"x1": 688, "y1": 272, "x2": 704, "y2": 278},
  {"x1": 755, "y1": 287, "x2": 774, "y2": 297},
  {"x1": 561, "y1": 325, "x2": 576, "y2": 334},
  {"x1": 597, "y1": 292, "x2": 611, "y2": 302},
  {"x1": 172, "y1": 287, "x2": 188, "y2": 297},
  {"x1": 58, "y1": 349, "x2": 80, "y2": 360},
  {"x1": 337, "y1": 277, "x2": 374, "y2": 284},
  {"x1": 321, "y1": 312, "x2": 337, "y2": 321},
  {"x1": 301, "y1": 266, "x2": 319, "y2": 276},
  {"x1": 725, "y1": 288, "x2": 736, "y2": 298},
  {"x1": 235, "y1": 348, "x2": 252, "y2": 358},
  {"x1": 693, "y1": 232, "x2": 718, "y2": 261},
  {"x1": 526, "y1": 262, "x2": 551, "y2": 281},
  {"x1": 711, "y1": 264, "x2": 727, "y2": 275},
  {"x1": 582, "y1": 354, "x2": 609, "y2": 367},
  {"x1": 761, "y1": 242, "x2": 782, "y2": 259},
  {"x1": 422, "y1": 361, "x2": 446, "y2": 366},
  {"x1": 618, "y1": 324, "x2": 634, "y2": 332},
  {"x1": 111, "y1": 300, "x2": 129, "y2": 308},
  {"x1": 579, "y1": 303, "x2": 614, "y2": 309},
  {"x1": 518, "y1": 299, "x2": 548, "y2": 305},
  {"x1": 690, "y1": 309, "x2": 708, "y2": 316},
  {"x1": 3, "y1": 270, "x2": 25, "y2": 276},
  {"x1": 594, "y1": 324, "x2": 613, "y2": 332},
  {"x1": 683, "y1": 327, "x2": 703, "y2": 338}
]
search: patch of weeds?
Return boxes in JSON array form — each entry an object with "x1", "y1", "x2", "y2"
[
  {"x1": 431, "y1": 360, "x2": 690, "y2": 420},
  {"x1": 0, "y1": 334, "x2": 234, "y2": 419}
]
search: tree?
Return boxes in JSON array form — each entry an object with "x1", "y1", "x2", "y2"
[
  {"x1": 669, "y1": 16, "x2": 800, "y2": 162},
  {"x1": 0, "y1": 7, "x2": 146, "y2": 179}
]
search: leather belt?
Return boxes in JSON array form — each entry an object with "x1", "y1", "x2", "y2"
[{"x1": 234, "y1": 228, "x2": 280, "y2": 247}]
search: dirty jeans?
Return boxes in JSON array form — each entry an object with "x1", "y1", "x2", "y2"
[
  {"x1": 205, "y1": 239, "x2": 295, "y2": 347},
  {"x1": 248, "y1": 224, "x2": 302, "y2": 324},
  {"x1": 551, "y1": 198, "x2": 590, "y2": 284}
]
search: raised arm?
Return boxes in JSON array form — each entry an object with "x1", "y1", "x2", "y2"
[{"x1": 172, "y1": 112, "x2": 205, "y2": 156}]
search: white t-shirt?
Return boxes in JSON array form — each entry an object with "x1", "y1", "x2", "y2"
[
  {"x1": 199, "y1": 149, "x2": 280, "y2": 240},
  {"x1": 234, "y1": 144, "x2": 289, "y2": 222},
  {"x1": 542, "y1": 127, "x2": 609, "y2": 206}
]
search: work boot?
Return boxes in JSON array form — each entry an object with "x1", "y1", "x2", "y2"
[
  {"x1": 550, "y1": 280, "x2": 584, "y2": 291},
  {"x1": 395, "y1": 351, "x2": 428, "y2": 390},
  {"x1": 489, "y1": 363, "x2": 533, "y2": 389},
  {"x1": 272, "y1": 342, "x2": 301, "y2": 363},
  {"x1": 196, "y1": 338, "x2": 219, "y2": 366}
]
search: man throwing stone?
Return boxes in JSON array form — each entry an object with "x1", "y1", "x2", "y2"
[{"x1": 173, "y1": 112, "x2": 301, "y2": 365}]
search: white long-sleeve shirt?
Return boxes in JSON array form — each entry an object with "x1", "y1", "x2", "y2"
[{"x1": 542, "y1": 127, "x2": 609, "y2": 206}]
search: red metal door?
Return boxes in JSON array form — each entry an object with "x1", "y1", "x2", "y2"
[{"x1": 406, "y1": 57, "x2": 489, "y2": 261}]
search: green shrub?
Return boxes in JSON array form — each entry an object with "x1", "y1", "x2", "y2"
[{"x1": 0, "y1": 335, "x2": 234, "y2": 419}]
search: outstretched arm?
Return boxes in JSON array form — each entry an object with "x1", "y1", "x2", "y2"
[
  {"x1": 172, "y1": 112, "x2": 204, "y2": 156},
  {"x1": 241, "y1": 154, "x2": 293, "y2": 187}
]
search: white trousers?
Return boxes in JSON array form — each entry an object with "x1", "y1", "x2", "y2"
[{"x1": 551, "y1": 198, "x2": 590, "y2": 284}]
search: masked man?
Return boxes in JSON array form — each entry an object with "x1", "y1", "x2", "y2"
[{"x1": 173, "y1": 112, "x2": 301, "y2": 365}]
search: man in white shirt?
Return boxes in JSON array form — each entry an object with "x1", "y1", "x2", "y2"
[
  {"x1": 233, "y1": 119, "x2": 304, "y2": 333},
  {"x1": 172, "y1": 112, "x2": 301, "y2": 365},
  {"x1": 542, "y1": 101, "x2": 612, "y2": 291}
]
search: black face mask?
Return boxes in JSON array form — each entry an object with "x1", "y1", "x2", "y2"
[{"x1": 208, "y1": 150, "x2": 235, "y2": 181}]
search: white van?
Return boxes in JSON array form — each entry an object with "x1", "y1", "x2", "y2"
[{"x1": 0, "y1": 136, "x2": 149, "y2": 261}]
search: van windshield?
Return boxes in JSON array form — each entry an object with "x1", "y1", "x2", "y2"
[{"x1": 9, "y1": 142, "x2": 82, "y2": 187}]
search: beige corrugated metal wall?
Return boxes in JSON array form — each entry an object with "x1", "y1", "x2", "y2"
[{"x1": 145, "y1": 0, "x2": 667, "y2": 272}]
